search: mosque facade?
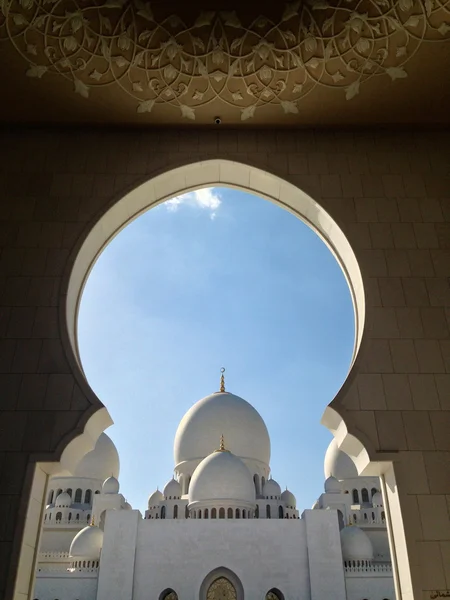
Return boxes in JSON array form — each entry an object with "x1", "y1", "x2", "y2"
[{"x1": 33, "y1": 378, "x2": 395, "y2": 600}]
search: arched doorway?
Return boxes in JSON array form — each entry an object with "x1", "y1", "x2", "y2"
[
  {"x1": 199, "y1": 567, "x2": 244, "y2": 600},
  {"x1": 12, "y1": 158, "x2": 408, "y2": 600}
]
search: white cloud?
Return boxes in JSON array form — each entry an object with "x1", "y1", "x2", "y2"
[{"x1": 165, "y1": 187, "x2": 221, "y2": 219}]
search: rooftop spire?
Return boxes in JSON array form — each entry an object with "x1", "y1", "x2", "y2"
[
  {"x1": 214, "y1": 433, "x2": 229, "y2": 453},
  {"x1": 220, "y1": 367, "x2": 226, "y2": 392}
]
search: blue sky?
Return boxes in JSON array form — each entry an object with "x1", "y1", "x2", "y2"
[{"x1": 78, "y1": 187, "x2": 355, "y2": 512}]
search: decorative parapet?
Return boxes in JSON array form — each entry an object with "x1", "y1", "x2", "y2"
[
  {"x1": 344, "y1": 561, "x2": 393, "y2": 575},
  {"x1": 0, "y1": 0, "x2": 449, "y2": 121},
  {"x1": 38, "y1": 551, "x2": 70, "y2": 560}
]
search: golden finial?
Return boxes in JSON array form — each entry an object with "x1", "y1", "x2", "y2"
[
  {"x1": 220, "y1": 367, "x2": 226, "y2": 392},
  {"x1": 214, "y1": 434, "x2": 229, "y2": 453},
  {"x1": 90, "y1": 516, "x2": 95, "y2": 527}
]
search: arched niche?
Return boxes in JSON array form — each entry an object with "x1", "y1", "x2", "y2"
[{"x1": 199, "y1": 567, "x2": 244, "y2": 600}]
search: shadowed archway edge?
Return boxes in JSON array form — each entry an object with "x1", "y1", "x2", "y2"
[{"x1": 59, "y1": 157, "x2": 377, "y2": 467}]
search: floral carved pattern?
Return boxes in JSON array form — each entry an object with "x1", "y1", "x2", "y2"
[
  {"x1": 0, "y1": 0, "x2": 449, "y2": 120},
  {"x1": 207, "y1": 577, "x2": 237, "y2": 600}
]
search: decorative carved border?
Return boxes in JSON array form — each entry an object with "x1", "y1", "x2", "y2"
[{"x1": 1, "y1": 0, "x2": 449, "y2": 120}]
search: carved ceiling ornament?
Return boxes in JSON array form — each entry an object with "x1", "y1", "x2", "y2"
[{"x1": 0, "y1": 0, "x2": 449, "y2": 121}]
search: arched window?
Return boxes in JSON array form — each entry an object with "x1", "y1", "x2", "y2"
[
  {"x1": 278, "y1": 506, "x2": 284, "y2": 519},
  {"x1": 173, "y1": 505, "x2": 178, "y2": 519},
  {"x1": 66, "y1": 488, "x2": 72, "y2": 498},
  {"x1": 95, "y1": 490, "x2": 100, "y2": 494},
  {"x1": 74, "y1": 488, "x2": 82, "y2": 503},
  {"x1": 242, "y1": 509, "x2": 246, "y2": 519},
  {"x1": 364, "y1": 512, "x2": 367, "y2": 520},
  {"x1": 185, "y1": 505, "x2": 189, "y2": 519},
  {"x1": 44, "y1": 514, "x2": 47, "y2": 521},
  {"x1": 265, "y1": 589, "x2": 284, "y2": 600},
  {"x1": 48, "y1": 513, "x2": 51, "y2": 520},
  {"x1": 227, "y1": 508, "x2": 233, "y2": 519},
  {"x1": 352, "y1": 489, "x2": 359, "y2": 503},
  {"x1": 261, "y1": 476, "x2": 266, "y2": 489},
  {"x1": 204, "y1": 508, "x2": 208, "y2": 519},
  {"x1": 337, "y1": 510, "x2": 344, "y2": 530},
  {"x1": 361, "y1": 488, "x2": 369, "y2": 503},
  {"x1": 159, "y1": 590, "x2": 178, "y2": 600},
  {"x1": 47, "y1": 490, "x2": 54, "y2": 504},
  {"x1": 381, "y1": 511, "x2": 386, "y2": 521},
  {"x1": 353, "y1": 514, "x2": 357, "y2": 523},
  {"x1": 161, "y1": 506, "x2": 166, "y2": 519},
  {"x1": 219, "y1": 507, "x2": 225, "y2": 519},
  {"x1": 68, "y1": 512, "x2": 72, "y2": 521},
  {"x1": 87, "y1": 514, "x2": 91, "y2": 522},
  {"x1": 253, "y1": 474, "x2": 260, "y2": 495},
  {"x1": 76, "y1": 514, "x2": 79, "y2": 520},
  {"x1": 372, "y1": 511, "x2": 375, "y2": 521},
  {"x1": 255, "y1": 505, "x2": 259, "y2": 518},
  {"x1": 198, "y1": 510, "x2": 202, "y2": 519},
  {"x1": 211, "y1": 508, "x2": 217, "y2": 519},
  {"x1": 56, "y1": 488, "x2": 62, "y2": 497},
  {"x1": 371, "y1": 487, "x2": 378, "y2": 498},
  {"x1": 56, "y1": 512, "x2": 62, "y2": 521},
  {"x1": 206, "y1": 577, "x2": 237, "y2": 600},
  {"x1": 84, "y1": 489, "x2": 92, "y2": 504},
  {"x1": 236, "y1": 508, "x2": 240, "y2": 519},
  {"x1": 266, "y1": 505, "x2": 271, "y2": 519}
]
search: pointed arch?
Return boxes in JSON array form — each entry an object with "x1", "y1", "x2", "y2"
[
  {"x1": 199, "y1": 567, "x2": 244, "y2": 600},
  {"x1": 265, "y1": 589, "x2": 284, "y2": 600},
  {"x1": 159, "y1": 588, "x2": 178, "y2": 600}
]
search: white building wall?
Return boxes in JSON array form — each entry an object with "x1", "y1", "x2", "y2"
[
  {"x1": 303, "y1": 509, "x2": 347, "y2": 600},
  {"x1": 133, "y1": 518, "x2": 310, "y2": 600},
  {"x1": 34, "y1": 573, "x2": 98, "y2": 600},
  {"x1": 345, "y1": 574, "x2": 396, "y2": 600},
  {"x1": 97, "y1": 510, "x2": 140, "y2": 600}
]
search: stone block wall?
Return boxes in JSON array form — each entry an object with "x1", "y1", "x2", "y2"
[{"x1": 0, "y1": 128, "x2": 448, "y2": 600}]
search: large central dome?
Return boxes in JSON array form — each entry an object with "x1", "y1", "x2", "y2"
[{"x1": 174, "y1": 392, "x2": 270, "y2": 467}]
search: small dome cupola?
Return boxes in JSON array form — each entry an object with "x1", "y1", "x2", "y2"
[
  {"x1": 340, "y1": 526, "x2": 374, "y2": 562},
  {"x1": 55, "y1": 491, "x2": 71, "y2": 507},
  {"x1": 69, "y1": 524, "x2": 104, "y2": 560},
  {"x1": 188, "y1": 436, "x2": 255, "y2": 512},
  {"x1": 102, "y1": 476, "x2": 120, "y2": 495},
  {"x1": 262, "y1": 478, "x2": 281, "y2": 498},
  {"x1": 281, "y1": 489, "x2": 296, "y2": 508},
  {"x1": 74, "y1": 433, "x2": 120, "y2": 481},
  {"x1": 148, "y1": 489, "x2": 164, "y2": 509},
  {"x1": 163, "y1": 478, "x2": 181, "y2": 499},
  {"x1": 372, "y1": 491, "x2": 383, "y2": 507},
  {"x1": 324, "y1": 476, "x2": 341, "y2": 494}
]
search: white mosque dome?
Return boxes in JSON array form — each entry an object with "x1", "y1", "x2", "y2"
[
  {"x1": 189, "y1": 449, "x2": 255, "y2": 504},
  {"x1": 324, "y1": 476, "x2": 341, "y2": 494},
  {"x1": 69, "y1": 526, "x2": 104, "y2": 559},
  {"x1": 74, "y1": 433, "x2": 120, "y2": 481},
  {"x1": 340, "y1": 526, "x2": 374, "y2": 561},
  {"x1": 263, "y1": 478, "x2": 281, "y2": 498},
  {"x1": 102, "y1": 476, "x2": 120, "y2": 495},
  {"x1": 324, "y1": 439, "x2": 358, "y2": 481},
  {"x1": 281, "y1": 489, "x2": 296, "y2": 508},
  {"x1": 372, "y1": 492, "x2": 383, "y2": 507},
  {"x1": 148, "y1": 490, "x2": 164, "y2": 509},
  {"x1": 55, "y1": 491, "x2": 71, "y2": 507},
  {"x1": 163, "y1": 478, "x2": 181, "y2": 499},
  {"x1": 174, "y1": 392, "x2": 270, "y2": 467}
]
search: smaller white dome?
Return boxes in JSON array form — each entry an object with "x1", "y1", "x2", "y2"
[
  {"x1": 163, "y1": 478, "x2": 181, "y2": 499},
  {"x1": 324, "y1": 439, "x2": 358, "y2": 481},
  {"x1": 324, "y1": 476, "x2": 341, "y2": 494},
  {"x1": 102, "y1": 476, "x2": 120, "y2": 495},
  {"x1": 70, "y1": 525, "x2": 103, "y2": 559},
  {"x1": 55, "y1": 492, "x2": 71, "y2": 507},
  {"x1": 340, "y1": 526, "x2": 373, "y2": 561},
  {"x1": 189, "y1": 450, "x2": 255, "y2": 505},
  {"x1": 148, "y1": 490, "x2": 164, "y2": 509},
  {"x1": 263, "y1": 478, "x2": 281, "y2": 498},
  {"x1": 372, "y1": 491, "x2": 383, "y2": 507},
  {"x1": 281, "y1": 489, "x2": 296, "y2": 508}
]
